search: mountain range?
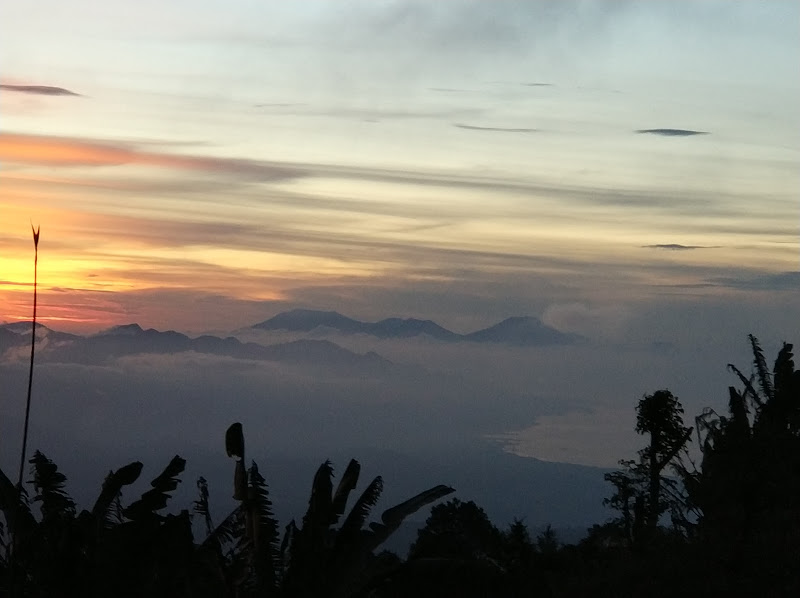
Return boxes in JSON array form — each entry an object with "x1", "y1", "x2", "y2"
[
  {"x1": 0, "y1": 321, "x2": 390, "y2": 372},
  {"x1": 0, "y1": 309, "x2": 582, "y2": 373},
  {"x1": 0, "y1": 314, "x2": 610, "y2": 543},
  {"x1": 252, "y1": 309, "x2": 581, "y2": 345},
  {"x1": 1, "y1": 309, "x2": 579, "y2": 367}
]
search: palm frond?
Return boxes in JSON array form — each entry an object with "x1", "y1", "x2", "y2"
[
  {"x1": 367, "y1": 484, "x2": 455, "y2": 550},
  {"x1": 123, "y1": 455, "x2": 186, "y2": 520},
  {"x1": 304, "y1": 460, "x2": 335, "y2": 531},
  {"x1": 226, "y1": 422, "x2": 245, "y2": 459},
  {"x1": 331, "y1": 459, "x2": 361, "y2": 524},
  {"x1": 727, "y1": 363, "x2": 763, "y2": 407},
  {"x1": 380, "y1": 484, "x2": 455, "y2": 529},
  {"x1": 694, "y1": 408, "x2": 720, "y2": 452},
  {"x1": 29, "y1": 450, "x2": 75, "y2": 520},
  {"x1": 338, "y1": 475, "x2": 383, "y2": 539},
  {"x1": 280, "y1": 520, "x2": 298, "y2": 573},
  {"x1": 194, "y1": 476, "x2": 213, "y2": 537},
  {"x1": 226, "y1": 423, "x2": 248, "y2": 500},
  {"x1": 247, "y1": 462, "x2": 281, "y2": 589},
  {"x1": 91, "y1": 461, "x2": 143, "y2": 527},
  {"x1": 773, "y1": 342, "x2": 795, "y2": 398},
  {"x1": 749, "y1": 334, "x2": 774, "y2": 401},
  {"x1": 330, "y1": 474, "x2": 384, "y2": 579},
  {"x1": 0, "y1": 466, "x2": 34, "y2": 538},
  {"x1": 202, "y1": 504, "x2": 245, "y2": 553},
  {"x1": 150, "y1": 454, "x2": 186, "y2": 492},
  {"x1": 247, "y1": 463, "x2": 280, "y2": 551},
  {"x1": 727, "y1": 387, "x2": 751, "y2": 440}
]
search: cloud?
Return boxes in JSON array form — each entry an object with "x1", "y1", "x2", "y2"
[
  {"x1": 0, "y1": 84, "x2": 80, "y2": 96},
  {"x1": 428, "y1": 87, "x2": 475, "y2": 93},
  {"x1": 454, "y1": 123, "x2": 538, "y2": 133},
  {"x1": 5, "y1": 301, "x2": 771, "y2": 473},
  {"x1": 636, "y1": 128, "x2": 709, "y2": 136},
  {"x1": 317, "y1": 106, "x2": 485, "y2": 120},
  {"x1": 0, "y1": 133, "x2": 303, "y2": 181},
  {"x1": 643, "y1": 244, "x2": 716, "y2": 250},
  {"x1": 0, "y1": 280, "x2": 33, "y2": 287},
  {"x1": 542, "y1": 302, "x2": 632, "y2": 340},
  {"x1": 709, "y1": 271, "x2": 800, "y2": 292},
  {"x1": 0, "y1": 132, "x2": 742, "y2": 222},
  {"x1": 0, "y1": 341, "x2": 578, "y2": 462},
  {"x1": 254, "y1": 102, "x2": 304, "y2": 108}
]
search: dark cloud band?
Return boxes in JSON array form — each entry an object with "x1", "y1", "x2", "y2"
[
  {"x1": 0, "y1": 84, "x2": 80, "y2": 96},
  {"x1": 636, "y1": 128, "x2": 708, "y2": 137},
  {"x1": 643, "y1": 244, "x2": 713, "y2": 250},
  {"x1": 454, "y1": 123, "x2": 538, "y2": 133}
]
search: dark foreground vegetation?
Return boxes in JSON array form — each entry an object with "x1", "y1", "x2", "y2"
[{"x1": 1, "y1": 335, "x2": 798, "y2": 597}]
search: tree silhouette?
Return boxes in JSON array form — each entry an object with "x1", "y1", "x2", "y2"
[
  {"x1": 604, "y1": 390, "x2": 692, "y2": 548},
  {"x1": 408, "y1": 498, "x2": 503, "y2": 563},
  {"x1": 635, "y1": 390, "x2": 692, "y2": 532}
]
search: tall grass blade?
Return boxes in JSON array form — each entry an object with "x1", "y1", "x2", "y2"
[
  {"x1": 11, "y1": 225, "x2": 39, "y2": 566},
  {"x1": 16, "y1": 224, "x2": 40, "y2": 494}
]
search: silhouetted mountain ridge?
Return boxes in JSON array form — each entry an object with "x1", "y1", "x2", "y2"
[
  {"x1": 0, "y1": 321, "x2": 391, "y2": 372},
  {"x1": 0, "y1": 322, "x2": 80, "y2": 351},
  {"x1": 252, "y1": 309, "x2": 580, "y2": 345},
  {"x1": 254, "y1": 309, "x2": 364, "y2": 333},
  {"x1": 464, "y1": 316, "x2": 582, "y2": 346},
  {"x1": 94, "y1": 323, "x2": 145, "y2": 336}
]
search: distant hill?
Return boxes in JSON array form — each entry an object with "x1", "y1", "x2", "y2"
[
  {"x1": 254, "y1": 309, "x2": 365, "y2": 334},
  {"x1": 262, "y1": 445, "x2": 612, "y2": 554},
  {"x1": 0, "y1": 321, "x2": 79, "y2": 354},
  {"x1": 0, "y1": 321, "x2": 392, "y2": 373},
  {"x1": 368, "y1": 317, "x2": 461, "y2": 341},
  {"x1": 464, "y1": 316, "x2": 581, "y2": 346},
  {"x1": 252, "y1": 309, "x2": 579, "y2": 346}
]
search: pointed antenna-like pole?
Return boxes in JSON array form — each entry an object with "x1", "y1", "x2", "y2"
[{"x1": 16, "y1": 224, "x2": 40, "y2": 492}]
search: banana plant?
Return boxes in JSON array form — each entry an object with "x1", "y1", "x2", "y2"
[
  {"x1": 0, "y1": 452, "x2": 194, "y2": 597},
  {"x1": 222, "y1": 422, "x2": 455, "y2": 598}
]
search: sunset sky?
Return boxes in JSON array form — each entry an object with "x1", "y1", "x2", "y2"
[
  {"x1": 1, "y1": 0, "x2": 798, "y2": 335},
  {"x1": 1, "y1": 0, "x2": 799, "y2": 483}
]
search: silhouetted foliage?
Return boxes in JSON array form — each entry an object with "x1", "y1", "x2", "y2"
[
  {"x1": 679, "y1": 337, "x2": 800, "y2": 592},
  {"x1": 2, "y1": 336, "x2": 798, "y2": 597},
  {"x1": 0, "y1": 427, "x2": 454, "y2": 598},
  {"x1": 603, "y1": 389, "x2": 692, "y2": 549},
  {"x1": 212, "y1": 423, "x2": 455, "y2": 598},
  {"x1": 0, "y1": 452, "x2": 197, "y2": 598},
  {"x1": 409, "y1": 498, "x2": 504, "y2": 563}
]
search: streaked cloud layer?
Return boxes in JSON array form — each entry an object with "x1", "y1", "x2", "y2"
[{"x1": 1, "y1": 1, "x2": 797, "y2": 339}]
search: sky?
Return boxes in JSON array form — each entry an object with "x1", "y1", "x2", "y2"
[
  {"x1": 1, "y1": 0, "x2": 797, "y2": 333},
  {"x1": 1, "y1": 1, "x2": 799, "y2": 475}
]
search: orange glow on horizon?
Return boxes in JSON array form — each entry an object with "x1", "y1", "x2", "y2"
[
  {"x1": 0, "y1": 133, "x2": 137, "y2": 167},
  {"x1": 0, "y1": 132, "x2": 292, "y2": 179},
  {"x1": 1, "y1": 125, "x2": 795, "y2": 335}
]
